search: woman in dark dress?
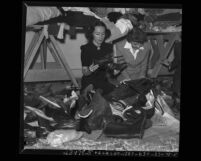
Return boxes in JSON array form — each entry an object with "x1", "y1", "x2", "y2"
[{"x1": 80, "y1": 20, "x2": 115, "y2": 95}]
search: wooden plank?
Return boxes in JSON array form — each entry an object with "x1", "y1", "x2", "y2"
[
  {"x1": 151, "y1": 35, "x2": 170, "y2": 77},
  {"x1": 149, "y1": 38, "x2": 161, "y2": 69},
  {"x1": 26, "y1": 25, "x2": 44, "y2": 30},
  {"x1": 24, "y1": 31, "x2": 45, "y2": 78},
  {"x1": 24, "y1": 31, "x2": 40, "y2": 67},
  {"x1": 151, "y1": 33, "x2": 179, "y2": 77},
  {"x1": 24, "y1": 69, "x2": 82, "y2": 82},
  {"x1": 40, "y1": 40, "x2": 44, "y2": 69},
  {"x1": 49, "y1": 35, "x2": 79, "y2": 87},
  {"x1": 40, "y1": 38, "x2": 47, "y2": 69},
  {"x1": 43, "y1": 39, "x2": 47, "y2": 69},
  {"x1": 157, "y1": 35, "x2": 165, "y2": 56},
  {"x1": 30, "y1": 62, "x2": 83, "y2": 77},
  {"x1": 24, "y1": 69, "x2": 71, "y2": 82},
  {"x1": 30, "y1": 47, "x2": 41, "y2": 69},
  {"x1": 163, "y1": 35, "x2": 176, "y2": 56}
]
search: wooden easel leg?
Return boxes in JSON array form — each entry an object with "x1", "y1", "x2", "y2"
[
  {"x1": 24, "y1": 30, "x2": 45, "y2": 78},
  {"x1": 40, "y1": 38, "x2": 47, "y2": 69},
  {"x1": 29, "y1": 45, "x2": 42, "y2": 69},
  {"x1": 24, "y1": 31, "x2": 40, "y2": 67},
  {"x1": 151, "y1": 34, "x2": 178, "y2": 78},
  {"x1": 49, "y1": 35, "x2": 79, "y2": 88},
  {"x1": 150, "y1": 38, "x2": 161, "y2": 69}
]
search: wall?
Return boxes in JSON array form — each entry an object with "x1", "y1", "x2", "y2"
[
  {"x1": 24, "y1": 31, "x2": 176, "y2": 80},
  {"x1": 24, "y1": 31, "x2": 87, "y2": 78}
]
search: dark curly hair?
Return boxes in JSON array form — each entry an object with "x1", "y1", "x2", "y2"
[
  {"x1": 85, "y1": 20, "x2": 111, "y2": 42},
  {"x1": 126, "y1": 27, "x2": 148, "y2": 44}
]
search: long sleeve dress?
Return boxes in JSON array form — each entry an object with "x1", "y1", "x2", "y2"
[{"x1": 80, "y1": 42, "x2": 115, "y2": 95}]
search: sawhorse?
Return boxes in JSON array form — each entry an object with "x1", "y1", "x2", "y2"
[
  {"x1": 24, "y1": 27, "x2": 79, "y2": 88},
  {"x1": 147, "y1": 32, "x2": 181, "y2": 78}
]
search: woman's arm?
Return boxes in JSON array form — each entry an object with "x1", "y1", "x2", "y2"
[
  {"x1": 82, "y1": 66, "x2": 92, "y2": 76},
  {"x1": 81, "y1": 44, "x2": 101, "y2": 77},
  {"x1": 81, "y1": 45, "x2": 92, "y2": 76},
  {"x1": 82, "y1": 64, "x2": 99, "y2": 76}
]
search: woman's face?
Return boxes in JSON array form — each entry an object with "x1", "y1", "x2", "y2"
[
  {"x1": 92, "y1": 26, "x2": 106, "y2": 46},
  {"x1": 131, "y1": 41, "x2": 143, "y2": 49}
]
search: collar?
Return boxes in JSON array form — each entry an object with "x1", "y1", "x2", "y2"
[
  {"x1": 124, "y1": 41, "x2": 144, "y2": 60},
  {"x1": 91, "y1": 41, "x2": 104, "y2": 50}
]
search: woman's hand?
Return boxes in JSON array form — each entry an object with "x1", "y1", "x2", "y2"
[
  {"x1": 82, "y1": 63, "x2": 99, "y2": 76},
  {"x1": 89, "y1": 63, "x2": 99, "y2": 72},
  {"x1": 147, "y1": 69, "x2": 153, "y2": 75},
  {"x1": 120, "y1": 78, "x2": 131, "y2": 84},
  {"x1": 82, "y1": 66, "x2": 91, "y2": 76}
]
